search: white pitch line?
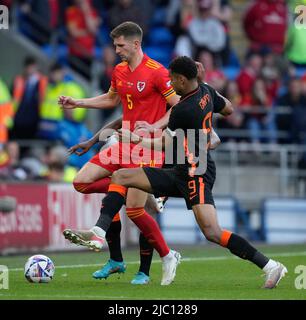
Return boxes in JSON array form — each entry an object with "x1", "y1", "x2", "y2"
[{"x1": 6, "y1": 251, "x2": 306, "y2": 272}]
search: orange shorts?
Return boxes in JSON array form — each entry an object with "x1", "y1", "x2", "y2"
[{"x1": 90, "y1": 142, "x2": 164, "y2": 172}]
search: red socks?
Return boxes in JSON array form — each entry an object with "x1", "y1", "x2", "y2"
[
  {"x1": 74, "y1": 180, "x2": 122, "y2": 223},
  {"x1": 126, "y1": 207, "x2": 170, "y2": 258},
  {"x1": 73, "y1": 177, "x2": 111, "y2": 194}
]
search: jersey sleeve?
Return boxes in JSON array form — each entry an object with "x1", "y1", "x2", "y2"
[
  {"x1": 205, "y1": 83, "x2": 226, "y2": 113},
  {"x1": 167, "y1": 105, "x2": 185, "y2": 132},
  {"x1": 167, "y1": 108, "x2": 176, "y2": 132},
  {"x1": 109, "y1": 67, "x2": 117, "y2": 94},
  {"x1": 154, "y1": 67, "x2": 176, "y2": 101}
]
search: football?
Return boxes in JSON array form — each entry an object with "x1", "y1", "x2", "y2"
[{"x1": 24, "y1": 255, "x2": 55, "y2": 283}]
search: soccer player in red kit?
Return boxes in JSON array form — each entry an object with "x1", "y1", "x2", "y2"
[
  {"x1": 59, "y1": 22, "x2": 180, "y2": 285},
  {"x1": 92, "y1": 49, "x2": 177, "y2": 172}
]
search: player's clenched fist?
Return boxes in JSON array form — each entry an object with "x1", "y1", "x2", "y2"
[{"x1": 58, "y1": 95, "x2": 78, "y2": 109}]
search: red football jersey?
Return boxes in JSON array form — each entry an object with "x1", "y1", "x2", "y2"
[{"x1": 110, "y1": 54, "x2": 175, "y2": 131}]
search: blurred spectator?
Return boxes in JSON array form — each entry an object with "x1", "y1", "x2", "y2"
[
  {"x1": 65, "y1": 0, "x2": 100, "y2": 79},
  {"x1": 0, "y1": 141, "x2": 28, "y2": 181},
  {"x1": 18, "y1": 0, "x2": 60, "y2": 44},
  {"x1": 134, "y1": 0, "x2": 155, "y2": 28},
  {"x1": 0, "y1": 141, "x2": 77, "y2": 183},
  {"x1": 37, "y1": 63, "x2": 86, "y2": 140},
  {"x1": 99, "y1": 46, "x2": 118, "y2": 123},
  {"x1": 217, "y1": 80, "x2": 244, "y2": 140},
  {"x1": 37, "y1": 63, "x2": 93, "y2": 169},
  {"x1": 11, "y1": 56, "x2": 48, "y2": 140},
  {"x1": 47, "y1": 162, "x2": 68, "y2": 182},
  {"x1": 237, "y1": 53, "x2": 263, "y2": 102},
  {"x1": 212, "y1": 0, "x2": 232, "y2": 24},
  {"x1": 99, "y1": 46, "x2": 117, "y2": 94},
  {"x1": 45, "y1": 145, "x2": 77, "y2": 182},
  {"x1": 291, "y1": 86, "x2": 306, "y2": 168},
  {"x1": 197, "y1": 50, "x2": 226, "y2": 92},
  {"x1": 5, "y1": 141, "x2": 19, "y2": 167},
  {"x1": 0, "y1": 78, "x2": 14, "y2": 146},
  {"x1": 166, "y1": 0, "x2": 197, "y2": 39},
  {"x1": 20, "y1": 146, "x2": 46, "y2": 179},
  {"x1": 223, "y1": 80, "x2": 242, "y2": 109},
  {"x1": 211, "y1": 0, "x2": 232, "y2": 65},
  {"x1": 181, "y1": 0, "x2": 226, "y2": 60},
  {"x1": 291, "y1": 101, "x2": 306, "y2": 145},
  {"x1": 261, "y1": 52, "x2": 281, "y2": 102},
  {"x1": 285, "y1": 14, "x2": 306, "y2": 66},
  {"x1": 276, "y1": 77, "x2": 305, "y2": 143},
  {"x1": 290, "y1": 75, "x2": 306, "y2": 169},
  {"x1": 0, "y1": 145, "x2": 11, "y2": 178},
  {"x1": 108, "y1": 0, "x2": 148, "y2": 37},
  {"x1": 242, "y1": 78, "x2": 277, "y2": 145},
  {"x1": 243, "y1": 0, "x2": 288, "y2": 55}
]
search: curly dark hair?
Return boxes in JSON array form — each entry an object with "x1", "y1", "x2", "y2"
[{"x1": 169, "y1": 56, "x2": 198, "y2": 80}]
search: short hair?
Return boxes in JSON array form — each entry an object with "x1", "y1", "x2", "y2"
[
  {"x1": 110, "y1": 21, "x2": 143, "y2": 41},
  {"x1": 50, "y1": 62, "x2": 63, "y2": 73},
  {"x1": 169, "y1": 56, "x2": 198, "y2": 80},
  {"x1": 48, "y1": 162, "x2": 65, "y2": 172},
  {"x1": 24, "y1": 56, "x2": 37, "y2": 67}
]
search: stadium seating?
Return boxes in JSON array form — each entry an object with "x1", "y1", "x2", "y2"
[
  {"x1": 144, "y1": 46, "x2": 172, "y2": 68},
  {"x1": 42, "y1": 44, "x2": 69, "y2": 65},
  {"x1": 226, "y1": 49, "x2": 241, "y2": 68},
  {"x1": 222, "y1": 66, "x2": 240, "y2": 80},
  {"x1": 295, "y1": 67, "x2": 306, "y2": 78},
  {"x1": 147, "y1": 27, "x2": 174, "y2": 46},
  {"x1": 150, "y1": 7, "x2": 167, "y2": 27}
]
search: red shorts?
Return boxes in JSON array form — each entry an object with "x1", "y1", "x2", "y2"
[{"x1": 90, "y1": 142, "x2": 164, "y2": 173}]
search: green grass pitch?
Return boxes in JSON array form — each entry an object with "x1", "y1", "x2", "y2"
[{"x1": 0, "y1": 244, "x2": 305, "y2": 300}]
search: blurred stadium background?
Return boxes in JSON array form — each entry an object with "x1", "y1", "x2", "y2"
[{"x1": 0, "y1": 0, "x2": 306, "y2": 256}]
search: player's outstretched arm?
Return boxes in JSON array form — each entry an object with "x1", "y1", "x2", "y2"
[
  {"x1": 117, "y1": 128, "x2": 170, "y2": 152},
  {"x1": 217, "y1": 91, "x2": 233, "y2": 116},
  {"x1": 68, "y1": 116, "x2": 122, "y2": 156},
  {"x1": 96, "y1": 116, "x2": 122, "y2": 141},
  {"x1": 150, "y1": 108, "x2": 172, "y2": 130},
  {"x1": 153, "y1": 94, "x2": 181, "y2": 129},
  {"x1": 58, "y1": 91, "x2": 121, "y2": 110},
  {"x1": 134, "y1": 95, "x2": 180, "y2": 133},
  {"x1": 135, "y1": 109, "x2": 171, "y2": 133}
]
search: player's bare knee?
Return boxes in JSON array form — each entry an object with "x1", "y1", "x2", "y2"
[
  {"x1": 73, "y1": 174, "x2": 92, "y2": 185},
  {"x1": 126, "y1": 196, "x2": 145, "y2": 208},
  {"x1": 203, "y1": 228, "x2": 221, "y2": 244},
  {"x1": 111, "y1": 169, "x2": 131, "y2": 186}
]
